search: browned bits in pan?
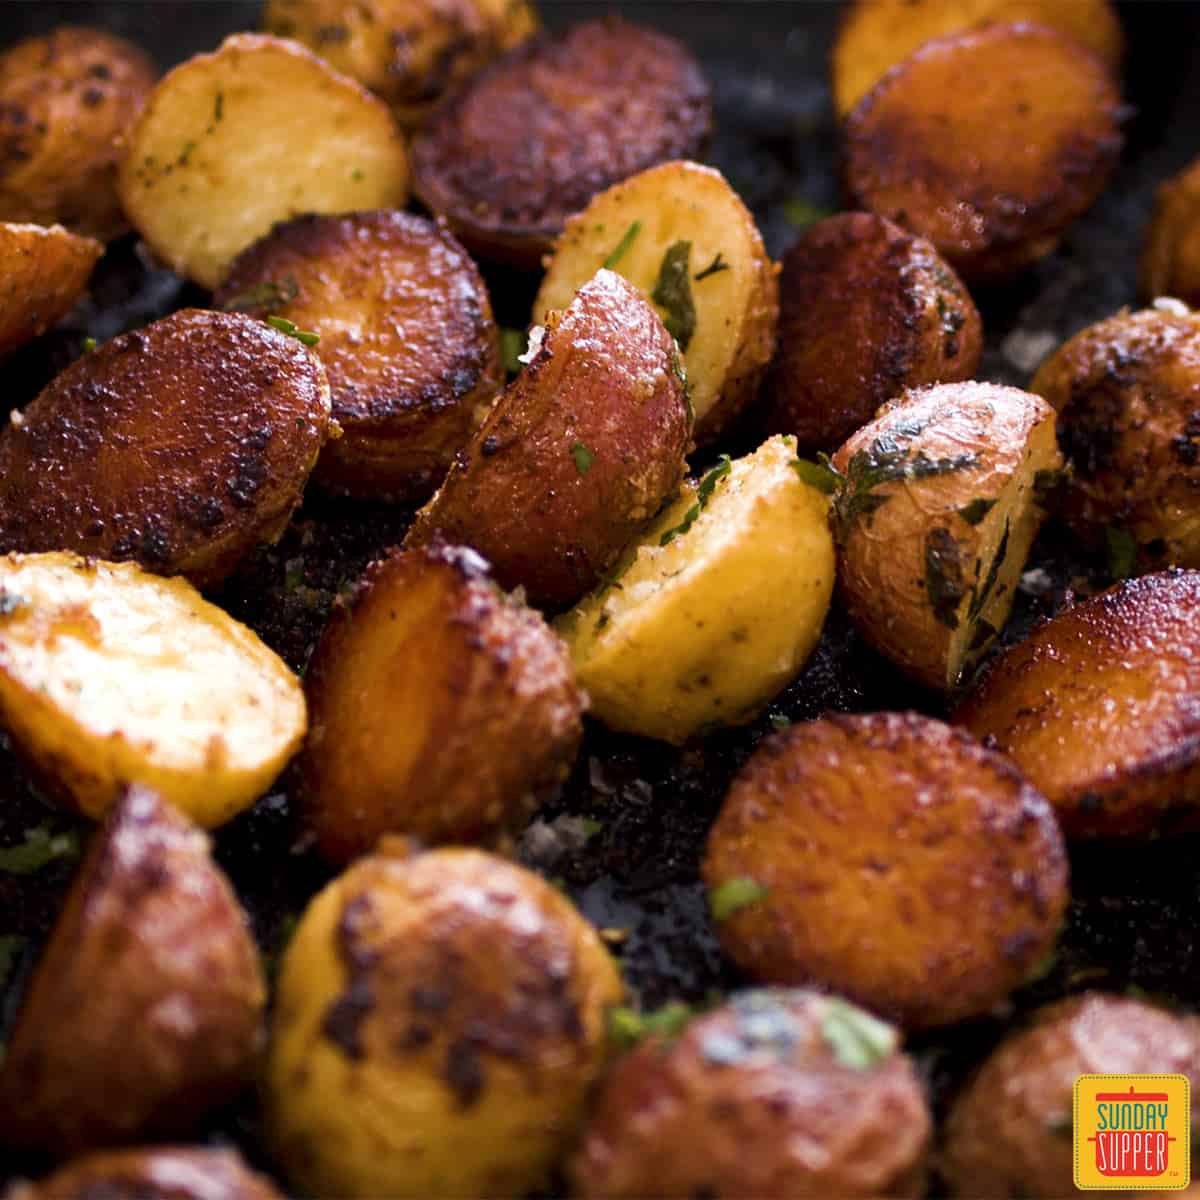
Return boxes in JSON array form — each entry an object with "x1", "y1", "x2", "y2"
[{"x1": 1143, "y1": 156, "x2": 1200, "y2": 306}]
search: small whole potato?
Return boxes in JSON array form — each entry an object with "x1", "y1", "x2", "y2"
[
  {"x1": 1144, "y1": 157, "x2": 1200, "y2": 307},
  {"x1": 0, "y1": 788, "x2": 266, "y2": 1155},
  {"x1": 702, "y1": 712, "x2": 1068, "y2": 1030},
  {"x1": 265, "y1": 842, "x2": 624, "y2": 1199},
  {"x1": 571, "y1": 989, "x2": 932, "y2": 1199}
]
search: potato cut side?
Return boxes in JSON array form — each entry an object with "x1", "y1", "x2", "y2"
[
  {"x1": 118, "y1": 34, "x2": 408, "y2": 289},
  {"x1": 0, "y1": 552, "x2": 306, "y2": 828}
]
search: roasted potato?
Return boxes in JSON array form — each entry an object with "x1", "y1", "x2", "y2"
[
  {"x1": 406, "y1": 270, "x2": 692, "y2": 610},
  {"x1": 843, "y1": 23, "x2": 1123, "y2": 281},
  {"x1": 410, "y1": 18, "x2": 712, "y2": 268},
  {"x1": 571, "y1": 989, "x2": 931, "y2": 1199},
  {"x1": 117, "y1": 34, "x2": 409, "y2": 289},
  {"x1": 0, "y1": 308, "x2": 332, "y2": 588},
  {"x1": 1144, "y1": 157, "x2": 1200, "y2": 307},
  {"x1": 301, "y1": 544, "x2": 583, "y2": 862},
  {"x1": 266, "y1": 841, "x2": 624, "y2": 1199},
  {"x1": 557, "y1": 436, "x2": 834, "y2": 744},
  {"x1": 0, "y1": 788, "x2": 265, "y2": 1155},
  {"x1": 942, "y1": 993, "x2": 1200, "y2": 1198},
  {"x1": 216, "y1": 210, "x2": 502, "y2": 504},
  {"x1": 0, "y1": 27, "x2": 156, "y2": 240},
  {"x1": 0, "y1": 552, "x2": 306, "y2": 828},
  {"x1": 830, "y1": 381, "x2": 1061, "y2": 691},
  {"x1": 956, "y1": 568, "x2": 1200, "y2": 837},
  {"x1": 702, "y1": 712, "x2": 1069, "y2": 1030},
  {"x1": 762, "y1": 212, "x2": 982, "y2": 455},
  {"x1": 533, "y1": 161, "x2": 777, "y2": 442}
]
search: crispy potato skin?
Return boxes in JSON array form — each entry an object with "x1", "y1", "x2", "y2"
[
  {"x1": 216, "y1": 210, "x2": 502, "y2": 504},
  {"x1": 703, "y1": 713, "x2": 1069, "y2": 1031},
  {"x1": 763, "y1": 213, "x2": 981, "y2": 455},
  {"x1": 956, "y1": 569, "x2": 1200, "y2": 837},
  {"x1": 571, "y1": 989, "x2": 931, "y2": 1199},
  {"x1": 266, "y1": 842, "x2": 624, "y2": 1199},
  {"x1": 1144, "y1": 157, "x2": 1200, "y2": 307},
  {"x1": 0, "y1": 27, "x2": 156, "y2": 240},
  {"x1": 410, "y1": 18, "x2": 712, "y2": 267},
  {"x1": 301, "y1": 544, "x2": 584, "y2": 861},
  {"x1": 406, "y1": 270, "x2": 692, "y2": 610},
  {"x1": 0, "y1": 308, "x2": 332, "y2": 588},
  {"x1": 843, "y1": 24, "x2": 1123, "y2": 281},
  {"x1": 942, "y1": 994, "x2": 1200, "y2": 1199},
  {"x1": 0, "y1": 789, "x2": 265, "y2": 1156}
]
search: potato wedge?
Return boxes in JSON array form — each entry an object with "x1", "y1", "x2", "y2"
[
  {"x1": 410, "y1": 18, "x2": 711, "y2": 268},
  {"x1": 533, "y1": 161, "x2": 777, "y2": 442},
  {"x1": 406, "y1": 270, "x2": 691, "y2": 610},
  {"x1": 0, "y1": 552, "x2": 306, "y2": 828},
  {"x1": 216, "y1": 210, "x2": 502, "y2": 504},
  {"x1": 829, "y1": 382, "x2": 1060, "y2": 691},
  {"x1": 557, "y1": 436, "x2": 834, "y2": 744},
  {"x1": 0, "y1": 308, "x2": 332, "y2": 588},
  {"x1": 117, "y1": 34, "x2": 408, "y2": 289},
  {"x1": 1143, "y1": 157, "x2": 1200, "y2": 307},
  {"x1": 702, "y1": 712, "x2": 1069, "y2": 1031},
  {"x1": 843, "y1": 23, "x2": 1123, "y2": 281},
  {"x1": 956, "y1": 569, "x2": 1200, "y2": 837}
]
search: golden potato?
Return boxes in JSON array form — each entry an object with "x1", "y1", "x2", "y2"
[
  {"x1": 843, "y1": 23, "x2": 1124, "y2": 281},
  {"x1": 702, "y1": 712, "x2": 1069, "y2": 1031},
  {"x1": 1144, "y1": 156, "x2": 1200, "y2": 307},
  {"x1": 406, "y1": 270, "x2": 691, "y2": 610},
  {"x1": 216, "y1": 210, "x2": 502, "y2": 504},
  {"x1": 763, "y1": 212, "x2": 981, "y2": 455},
  {"x1": 266, "y1": 842, "x2": 624, "y2": 1199},
  {"x1": 830, "y1": 381, "x2": 1061, "y2": 690},
  {"x1": 0, "y1": 27, "x2": 156, "y2": 240},
  {"x1": 956, "y1": 568, "x2": 1200, "y2": 837},
  {"x1": 118, "y1": 34, "x2": 408, "y2": 289},
  {"x1": 557, "y1": 436, "x2": 834, "y2": 744},
  {"x1": 0, "y1": 552, "x2": 306, "y2": 828},
  {"x1": 0, "y1": 788, "x2": 265, "y2": 1155},
  {"x1": 0, "y1": 308, "x2": 332, "y2": 588},
  {"x1": 533, "y1": 160, "x2": 777, "y2": 442}
]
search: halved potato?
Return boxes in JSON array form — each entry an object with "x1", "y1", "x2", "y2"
[
  {"x1": 1143, "y1": 156, "x2": 1200, "y2": 307},
  {"x1": 557, "y1": 436, "x2": 834, "y2": 744},
  {"x1": 533, "y1": 161, "x2": 777, "y2": 442},
  {"x1": 117, "y1": 33, "x2": 409, "y2": 289},
  {"x1": 0, "y1": 552, "x2": 306, "y2": 827},
  {"x1": 830, "y1": 381, "x2": 1061, "y2": 691}
]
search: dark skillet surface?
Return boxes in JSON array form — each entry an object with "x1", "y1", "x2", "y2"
[{"x1": 4, "y1": 0, "x2": 1200, "y2": 1190}]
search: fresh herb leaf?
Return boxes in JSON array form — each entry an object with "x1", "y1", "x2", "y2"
[
  {"x1": 708, "y1": 876, "x2": 770, "y2": 921},
  {"x1": 266, "y1": 315, "x2": 320, "y2": 346},
  {"x1": 81, "y1": 336, "x2": 98, "y2": 353},
  {"x1": 958, "y1": 497, "x2": 996, "y2": 526},
  {"x1": 1105, "y1": 526, "x2": 1137, "y2": 580},
  {"x1": 223, "y1": 276, "x2": 300, "y2": 315},
  {"x1": 0, "y1": 589, "x2": 24, "y2": 615},
  {"x1": 769, "y1": 714, "x2": 791, "y2": 730},
  {"x1": 603, "y1": 220, "x2": 642, "y2": 270},
  {"x1": 581, "y1": 817, "x2": 604, "y2": 836},
  {"x1": 499, "y1": 327, "x2": 526, "y2": 376},
  {"x1": 571, "y1": 442, "x2": 595, "y2": 476},
  {"x1": 0, "y1": 825, "x2": 82, "y2": 875},
  {"x1": 694, "y1": 252, "x2": 729, "y2": 281},
  {"x1": 821, "y1": 998, "x2": 898, "y2": 1070},
  {"x1": 670, "y1": 346, "x2": 693, "y2": 423},
  {"x1": 792, "y1": 456, "x2": 840, "y2": 494},
  {"x1": 924, "y1": 527, "x2": 966, "y2": 630},
  {"x1": 782, "y1": 198, "x2": 832, "y2": 230},
  {"x1": 660, "y1": 455, "x2": 731, "y2": 545},
  {"x1": 609, "y1": 1001, "x2": 695, "y2": 1050},
  {"x1": 651, "y1": 240, "x2": 697, "y2": 350}
]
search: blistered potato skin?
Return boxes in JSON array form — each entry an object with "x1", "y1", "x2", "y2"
[
  {"x1": 266, "y1": 843, "x2": 624, "y2": 1200},
  {"x1": 0, "y1": 789, "x2": 265, "y2": 1156},
  {"x1": 1144, "y1": 158, "x2": 1200, "y2": 307},
  {"x1": 0, "y1": 27, "x2": 156, "y2": 240},
  {"x1": 407, "y1": 270, "x2": 692, "y2": 610},
  {"x1": 703, "y1": 712, "x2": 1069, "y2": 1031}
]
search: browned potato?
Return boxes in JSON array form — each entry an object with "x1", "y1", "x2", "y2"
[
  {"x1": 215, "y1": 210, "x2": 502, "y2": 504},
  {"x1": 702, "y1": 712, "x2": 1069, "y2": 1031},
  {"x1": 406, "y1": 270, "x2": 691, "y2": 610},
  {"x1": 956, "y1": 569, "x2": 1200, "y2": 837},
  {"x1": 0, "y1": 308, "x2": 332, "y2": 588},
  {"x1": 410, "y1": 18, "x2": 711, "y2": 267},
  {"x1": 843, "y1": 23, "x2": 1124, "y2": 281},
  {"x1": 571, "y1": 989, "x2": 932, "y2": 1199},
  {"x1": 1144, "y1": 157, "x2": 1200, "y2": 307},
  {"x1": 0, "y1": 27, "x2": 156, "y2": 240},
  {"x1": 0, "y1": 788, "x2": 265, "y2": 1155},
  {"x1": 763, "y1": 212, "x2": 982, "y2": 455},
  {"x1": 942, "y1": 993, "x2": 1200, "y2": 1198}
]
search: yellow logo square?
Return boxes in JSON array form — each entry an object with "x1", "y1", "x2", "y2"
[{"x1": 1075, "y1": 1074, "x2": 1191, "y2": 1190}]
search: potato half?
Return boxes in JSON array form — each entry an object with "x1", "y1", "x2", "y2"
[
  {"x1": 118, "y1": 33, "x2": 408, "y2": 289},
  {"x1": 533, "y1": 161, "x2": 777, "y2": 442},
  {"x1": 557, "y1": 436, "x2": 834, "y2": 744},
  {"x1": 0, "y1": 552, "x2": 306, "y2": 827},
  {"x1": 1143, "y1": 156, "x2": 1200, "y2": 307}
]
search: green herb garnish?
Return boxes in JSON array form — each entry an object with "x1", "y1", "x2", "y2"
[
  {"x1": 792, "y1": 456, "x2": 840, "y2": 494},
  {"x1": 769, "y1": 714, "x2": 791, "y2": 730},
  {"x1": 670, "y1": 346, "x2": 693, "y2": 423},
  {"x1": 1105, "y1": 526, "x2": 1137, "y2": 580},
  {"x1": 821, "y1": 998, "x2": 898, "y2": 1070},
  {"x1": 651, "y1": 240, "x2": 697, "y2": 350},
  {"x1": 708, "y1": 877, "x2": 770, "y2": 921},
  {"x1": 958, "y1": 497, "x2": 996, "y2": 526},
  {"x1": 81, "y1": 336, "x2": 98, "y2": 354},
  {"x1": 0, "y1": 825, "x2": 82, "y2": 875},
  {"x1": 223, "y1": 277, "x2": 299, "y2": 315},
  {"x1": 694, "y1": 252, "x2": 729, "y2": 281},
  {"x1": 924, "y1": 526, "x2": 966, "y2": 630},
  {"x1": 500, "y1": 327, "x2": 526, "y2": 376},
  {"x1": 660, "y1": 455, "x2": 731, "y2": 546},
  {"x1": 609, "y1": 1001, "x2": 695, "y2": 1050},
  {"x1": 266, "y1": 315, "x2": 320, "y2": 346},
  {"x1": 782, "y1": 198, "x2": 832, "y2": 230},
  {"x1": 603, "y1": 220, "x2": 642, "y2": 270},
  {"x1": 571, "y1": 442, "x2": 595, "y2": 476}
]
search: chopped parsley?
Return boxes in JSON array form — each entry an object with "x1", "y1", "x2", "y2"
[
  {"x1": 651, "y1": 241, "x2": 697, "y2": 350},
  {"x1": 499, "y1": 327, "x2": 526, "y2": 376},
  {"x1": 792, "y1": 456, "x2": 840, "y2": 494},
  {"x1": 0, "y1": 824, "x2": 82, "y2": 875},
  {"x1": 571, "y1": 442, "x2": 595, "y2": 476},
  {"x1": 958, "y1": 497, "x2": 996, "y2": 526},
  {"x1": 660, "y1": 455, "x2": 731, "y2": 546},
  {"x1": 603, "y1": 220, "x2": 642, "y2": 270},
  {"x1": 609, "y1": 1001, "x2": 695, "y2": 1050},
  {"x1": 266, "y1": 315, "x2": 320, "y2": 347},
  {"x1": 222, "y1": 276, "x2": 300, "y2": 315},
  {"x1": 694, "y1": 252, "x2": 730, "y2": 281},
  {"x1": 81, "y1": 336, "x2": 98, "y2": 353},
  {"x1": 782, "y1": 197, "x2": 832, "y2": 230},
  {"x1": 821, "y1": 998, "x2": 898, "y2": 1070},
  {"x1": 1105, "y1": 526, "x2": 1137, "y2": 580},
  {"x1": 924, "y1": 526, "x2": 966, "y2": 630},
  {"x1": 769, "y1": 714, "x2": 791, "y2": 730},
  {"x1": 708, "y1": 876, "x2": 770, "y2": 921},
  {"x1": 670, "y1": 347, "x2": 693, "y2": 423}
]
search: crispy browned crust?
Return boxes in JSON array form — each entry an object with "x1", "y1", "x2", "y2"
[
  {"x1": 763, "y1": 212, "x2": 981, "y2": 454},
  {"x1": 410, "y1": 17, "x2": 712, "y2": 268},
  {"x1": 702, "y1": 712, "x2": 1068, "y2": 1031},
  {"x1": 843, "y1": 23, "x2": 1123, "y2": 282},
  {"x1": 1143, "y1": 157, "x2": 1200, "y2": 306},
  {"x1": 0, "y1": 788, "x2": 265, "y2": 1155},
  {"x1": 0, "y1": 308, "x2": 332, "y2": 589}
]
